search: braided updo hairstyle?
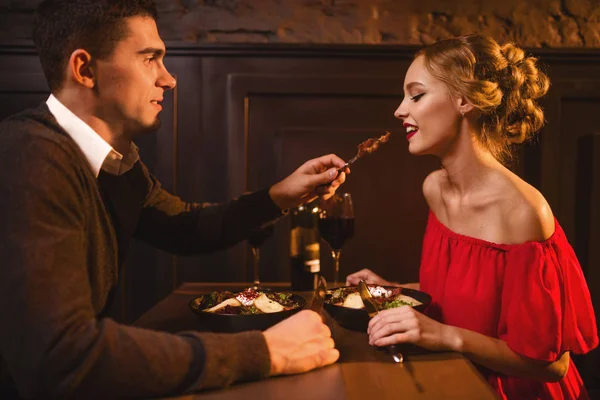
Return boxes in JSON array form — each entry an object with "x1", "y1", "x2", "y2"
[{"x1": 416, "y1": 34, "x2": 550, "y2": 163}]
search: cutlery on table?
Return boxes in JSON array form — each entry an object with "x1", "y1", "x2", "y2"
[
  {"x1": 357, "y1": 280, "x2": 404, "y2": 363},
  {"x1": 357, "y1": 280, "x2": 424, "y2": 392},
  {"x1": 310, "y1": 276, "x2": 328, "y2": 315}
]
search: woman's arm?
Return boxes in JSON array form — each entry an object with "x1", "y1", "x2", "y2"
[
  {"x1": 345, "y1": 269, "x2": 420, "y2": 290},
  {"x1": 450, "y1": 325, "x2": 569, "y2": 382},
  {"x1": 368, "y1": 307, "x2": 569, "y2": 382},
  {"x1": 399, "y1": 282, "x2": 420, "y2": 290}
]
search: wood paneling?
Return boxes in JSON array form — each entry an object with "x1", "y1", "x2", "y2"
[
  {"x1": 2, "y1": 43, "x2": 600, "y2": 324},
  {"x1": 540, "y1": 80, "x2": 600, "y2": 238},
  {"x1": 224, "y1": 72, "x2": 437, "y2": 284},
  {"x1": 1, "y1": 42, "x2": 599, "y2": 390},
  {"x1": 0, "y1": 53, "x2": 49, "y2": 120},
  {"x1": 575, "y1": 133, "x2": 600, "y2": 390}
]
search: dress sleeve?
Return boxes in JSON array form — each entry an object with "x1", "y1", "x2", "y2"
[{"x1": 499, "y1": 234, "x2": 599, "y2": 362}]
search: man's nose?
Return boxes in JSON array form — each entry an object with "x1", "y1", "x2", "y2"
[{"x1": 158, "y1": 67, "x2": 176, "y2": 90}]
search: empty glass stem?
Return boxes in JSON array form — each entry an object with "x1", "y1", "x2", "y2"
[
  {"x1": 332, "y1": 250, "x2": 342, "y2": 286},
  {"x1": 252, "y1": 247, "x2": 260, "y2": 288}
]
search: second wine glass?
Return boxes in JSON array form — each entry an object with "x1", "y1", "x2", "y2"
[
  {"x1": 319, "y1": 193, "x2": 355, "y2": 286},
  {"x1": 248, "y1": 223, "x2": 275, "y2": 289}
]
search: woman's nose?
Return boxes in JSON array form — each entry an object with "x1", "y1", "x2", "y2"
[{"x1": 394, "y1": 102, "x2": 407, "y2": 120}]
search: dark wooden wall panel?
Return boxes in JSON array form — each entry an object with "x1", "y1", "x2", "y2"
[
  {"x1": 575, "y1": 133, "x2": 600, "y2": 391},
  {"x1": 242, "y1": 91, "x2": 438, "y2": 283},
  {"x1": 2, "y1": 45, "x2": 600, "y2": 327},
  {"x1": 1, "y1": 43, "x2": 599, "y2": 390},
  {"x1": 0, "y1": 54, "x2": 48, "y2": 120},
  {"x1": 540, "y1": 80, "x2": 600, "y2": 239},
  {"x1": 226, "y1": 72, "x2": 436, "y2": 284}
]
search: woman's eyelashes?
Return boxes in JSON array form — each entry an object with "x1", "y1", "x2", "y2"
[{"x1": 410, "y1": 93, "x2": 425, "y2": 102}]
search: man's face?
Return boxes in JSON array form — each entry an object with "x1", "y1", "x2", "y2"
[{"x1": 93, "y1": 16, "x2": 176, "y2": 137}]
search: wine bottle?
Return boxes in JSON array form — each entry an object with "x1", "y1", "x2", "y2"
[{"x1": 290, "y1": 200, "x2": 321, "y2": 291}]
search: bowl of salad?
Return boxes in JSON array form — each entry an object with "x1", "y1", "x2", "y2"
[
  {"x1": 189, "y1": 287, "x2": 306, "y2": 333},
  {"x1": 323, "y1": 285, "x2": 431, "y2": 332}
]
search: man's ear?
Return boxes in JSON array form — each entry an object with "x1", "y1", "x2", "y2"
[{"x1": 67, "y1": 49, "x2": 95, "y2": 88}]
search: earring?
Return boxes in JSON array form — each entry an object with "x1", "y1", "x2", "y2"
[{"x1": 460, "y1": 110, "x2": 465, "y2": 117}]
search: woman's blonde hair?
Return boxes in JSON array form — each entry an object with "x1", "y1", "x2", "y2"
[{"x1": 416, "y1": 34, "x2": 550, "y2": 163}]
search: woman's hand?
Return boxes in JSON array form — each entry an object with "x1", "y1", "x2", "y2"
[
  {"x1": 369, "y1": 308, "x2": 571, "y2": 382},
  {"x1": 345, "y1": 268, "x2": 392, "y2": 286},
  {"x1": 368, "y1": 306, "x2": 458, "y2": 352}
]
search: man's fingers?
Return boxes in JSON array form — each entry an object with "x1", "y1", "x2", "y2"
[
  {"x1": 306, "y1": 168, "x2": 342, "y2": 189},
  {"x1": 299, "y1": 338, "x2": 339, "y2": 371},
  {"x1": 307, "y1": 154, "x2": 347, "y2": 173},
  {"x1": 318, "y1": 347, "x2": 340, "y2": 367}
]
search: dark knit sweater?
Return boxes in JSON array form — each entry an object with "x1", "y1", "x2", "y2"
[{"x1": 0, "y1": 104, "x2": 282, "y2": 398}]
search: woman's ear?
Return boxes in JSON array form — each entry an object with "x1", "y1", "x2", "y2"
[
  {"x1": 457, "y1": 96, "x2": 474, "y2": 117},
  {"x1": 67, "y1": 49, "x2": 95, "y2": 88}
]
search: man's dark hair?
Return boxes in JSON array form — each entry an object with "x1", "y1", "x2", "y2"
[{"x1": 33, "y1": 0, "x2": 158, "y2": 92}]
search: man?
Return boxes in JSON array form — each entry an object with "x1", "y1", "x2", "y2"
[{"x1": 0, "y1": 0, "x2": 346, "y2": 398}]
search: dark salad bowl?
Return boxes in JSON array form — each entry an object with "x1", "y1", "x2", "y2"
[
  {"x1": 323, "y1": 285, "x2": 432, "y2": 332},
  {"x1": 189, "y1": 290, "x2": 306, "y2": 333}
]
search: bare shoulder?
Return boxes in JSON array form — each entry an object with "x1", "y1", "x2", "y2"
[
  {"x1": 422, "y1": 169, "x2": 444, "y2": 211},
  {"x1": 506, "y1": 180, "x2": 555, "y2": 243}
]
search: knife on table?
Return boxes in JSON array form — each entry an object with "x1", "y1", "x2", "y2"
[
  {"x1": 358, "y1": 280, "x2": 423, "y2": 392},
  {"x1": 310, "y1": 276, "x2": 328, "y2": 314},
  {"x1": 357, "y1": 280, "x2": 404, "y2": 363}
]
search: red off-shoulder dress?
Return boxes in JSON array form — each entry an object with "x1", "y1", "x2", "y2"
[{"x1": 420, "y1": 211, "x2": 599, "y2": 400}]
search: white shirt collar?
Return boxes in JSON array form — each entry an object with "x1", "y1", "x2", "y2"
[{"x1": 46, "y1": 94, "x2": 139, "y2": 177}]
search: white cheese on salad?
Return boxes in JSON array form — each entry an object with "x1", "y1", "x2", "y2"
[
  {"x1": 206, "y1": 297, "x2": 242, "y2": 313},
  {"x1": 253, "y1": 293, "x2": 284, "y2": 313},
  {"x1": 342, "y1": 292, "x2": 365, "y2": 309},
  {"x1": 368, "y1": 286, "x2": 391, "y2": 298}
]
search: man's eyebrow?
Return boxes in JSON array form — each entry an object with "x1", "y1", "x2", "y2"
[{"x1": 137, "y1": 47, "x2": 165, "y2": 57}]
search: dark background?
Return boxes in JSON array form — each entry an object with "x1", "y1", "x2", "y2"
[{"x1": 1, "y1": 0, "x2": 599, "y2": 393}]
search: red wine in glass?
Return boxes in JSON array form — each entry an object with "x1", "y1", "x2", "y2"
[
  {"x1": 319, "y1": 193, "x2": 354, "y2": 285},
  {"x1": 318, "y1": 217, "x2": 355, "y2": 251}
]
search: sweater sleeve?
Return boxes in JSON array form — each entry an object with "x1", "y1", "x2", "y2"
[
  {"x1": 0, "y1": 129, "x2": 271, "y2": 398},
  {"x1": 134, "y1": 160, "x2": 286, "y2": 255}
]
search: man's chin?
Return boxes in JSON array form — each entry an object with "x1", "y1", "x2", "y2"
[
  {"x1": 134, "y1": 118, "x2": 162, "y2": 136},
  {"x1": 148, "y1": 118, "x2": 161, "y2": 131}
]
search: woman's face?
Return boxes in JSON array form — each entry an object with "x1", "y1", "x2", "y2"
[{"x1": 394, "y1": 55, "x2": 463, "y2": 157}]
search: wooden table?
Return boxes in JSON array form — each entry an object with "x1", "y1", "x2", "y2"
[{"x1": 134, "y1": 282, "x2": 499, "y2": 400}]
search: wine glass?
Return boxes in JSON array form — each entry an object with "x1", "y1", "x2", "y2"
[
  {"x1": 319, "y1": 193, "x2": 355, "y2": 286},
  {"x1": 247, "y1": 223, "x2": 275, "y2": 289}
]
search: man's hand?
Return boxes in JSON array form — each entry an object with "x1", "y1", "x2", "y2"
[
  {"x1": 263, "y1": 310, "x2": 339, "y2": 376},
  {"x1": 345, "y1": 268, "x2": 392, "y2": 286},
  {"x1": 268, "y1": 154, "x2": 349, "y2": 210}
]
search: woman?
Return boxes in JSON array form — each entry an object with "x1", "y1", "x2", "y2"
[{"x1": 347, "y1": 34, "x2": 598, "y2": 399}]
